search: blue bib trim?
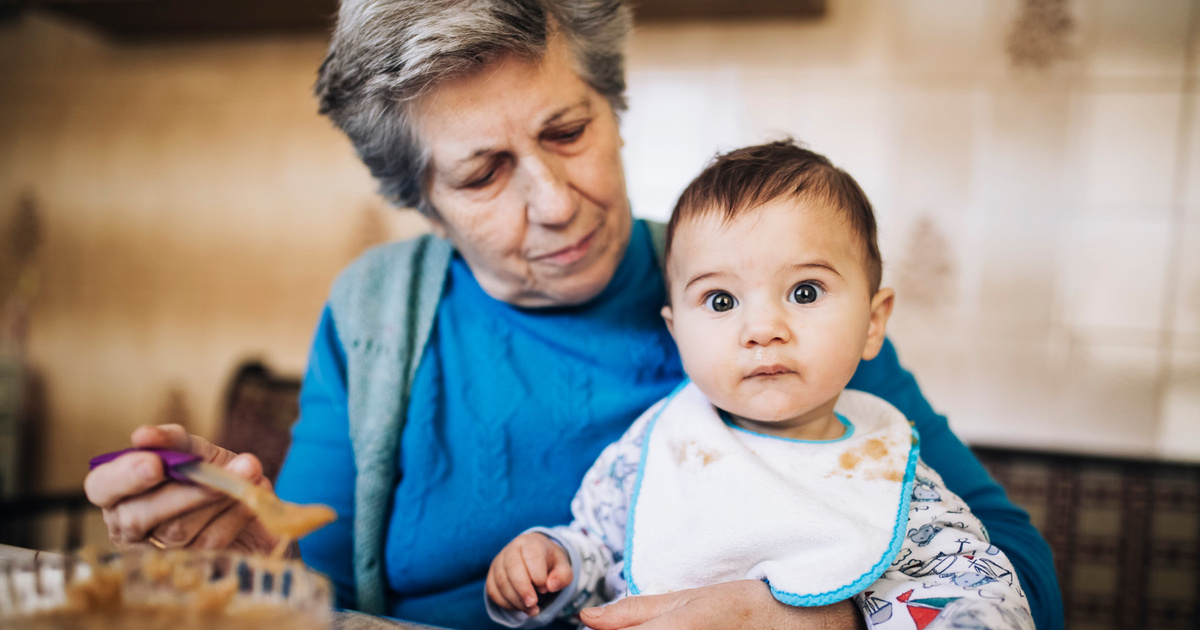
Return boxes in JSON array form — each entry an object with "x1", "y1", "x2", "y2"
[
  {"x1": 719, "y1": 410, "x2": 856, "y2": 444},
  {"x1": 623, "y1": 378, "x2": 689, "y2": 596},
  {"x1": 768, "y1": 427, "x2": 919, "y2": 607}
]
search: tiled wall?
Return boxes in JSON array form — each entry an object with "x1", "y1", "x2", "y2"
[
  {"x1": 1, "y1": 0, "x2": 1196, "y2": 500},
  {"x1": 621, "y1": 0, "x2": 1200, "y2": 461}
]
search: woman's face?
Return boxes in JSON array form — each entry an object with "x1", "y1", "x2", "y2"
[{"x1": 412, "y1": 38, "x2": 632, "y2": 307}]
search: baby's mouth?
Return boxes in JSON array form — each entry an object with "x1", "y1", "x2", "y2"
[{"x1": 746, "y1": 364, "x2": 794, "y2": 378}]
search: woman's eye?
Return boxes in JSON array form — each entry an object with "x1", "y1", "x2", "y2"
[
  {"x1": 549, "y1": 124, "x2": 587, "y2": 144},
  {"x1": 790, "y1": 283, "x2": 824, "y2": 305},
  {"x1": 704, "y1": 291, "x2": 738, "y2": 312},
  {"x1": 464, "y1": 168, "x2": 498, "y2": 189}
]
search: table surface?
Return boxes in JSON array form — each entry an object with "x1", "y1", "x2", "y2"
[{"x1": 0, "y1": 544, "x2": 446, "y2": 630}]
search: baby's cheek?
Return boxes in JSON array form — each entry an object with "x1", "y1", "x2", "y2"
[{"x1": 701, "y1": 372, "x2": 743, "y2": 414}]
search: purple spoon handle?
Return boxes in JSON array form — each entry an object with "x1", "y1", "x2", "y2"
[{"x1": 88, "y1": 448, "x2": 202, "y2": 484}]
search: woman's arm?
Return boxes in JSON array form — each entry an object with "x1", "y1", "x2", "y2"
[
  {"x1": 847, "y1": 338, "x2": 1064, "y2": 630},
  {"x1": 581, "y1": 582, "x2": 863, "y2": 630},
  {"x1": 275, "y1": 305, "x2": 358, "y2": 609}
]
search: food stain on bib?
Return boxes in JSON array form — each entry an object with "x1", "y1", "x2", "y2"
[
  {"x1": 672, "y1": 440, "x2": 724, "y2": 467},
  {"x1": 831, "y1": 437, "x2": 902, "y2": 481}
]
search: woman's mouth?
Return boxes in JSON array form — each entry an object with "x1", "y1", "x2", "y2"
[{"x1": 533, "y1": 228, "x2": 598, "y2": 266}]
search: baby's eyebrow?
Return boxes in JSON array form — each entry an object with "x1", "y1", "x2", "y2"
[
  {"x1": 789, "y1": 261, "x2": 843, "y2": 278},
  {"x1": 683, "y1": 271, "x2": 725, "y2": 292}
]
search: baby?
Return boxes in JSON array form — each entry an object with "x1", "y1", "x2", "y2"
[{"x1": 485, "y1": 141, "x2": 1033, "y2": 630}]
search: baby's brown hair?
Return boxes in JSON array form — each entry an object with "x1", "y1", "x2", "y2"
[{"x1": 664, "y1": 139, "x2": 882, "y2": 295}]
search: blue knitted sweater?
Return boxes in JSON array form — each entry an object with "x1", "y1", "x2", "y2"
[{"x1": 276, "y1": 220, "x2": 1063, "y2": 629}]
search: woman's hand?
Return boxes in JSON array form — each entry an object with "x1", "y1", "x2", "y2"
[
  {"x1": 84, "y1": 424, "x2": 281, "y2": 554},
  {"x1": 579, "y1": 580, "x2": 865, "y2": 630},
  {"x1": 486, "y1": 532, "x2": 574, "y2": 618}
]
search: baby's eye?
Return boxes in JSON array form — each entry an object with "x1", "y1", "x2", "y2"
[
  {"x1": 790, "y1": 283, "x2": 824, "y2": 305},
  {"x1": 704, "y1": 291, "x2": 738, "y2": 313}
]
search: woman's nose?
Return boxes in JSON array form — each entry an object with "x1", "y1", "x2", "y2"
[
  {"x1": 740, "y1": 305, "x2": 792, "y2": 347},
  {"x1": 524, "y1": 153, "x2": 577, "y2": 226}
]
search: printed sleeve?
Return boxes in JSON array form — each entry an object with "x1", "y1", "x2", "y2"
[
  {"x1": 486, "y1": 399, "x2": 662, "y2": 628},
  {"x1": 854, "y1": 462, "x2": 1034, "y2": 630},
  {"x1": 848, "y1": 339, "x2": 1062, "y2": 629}
]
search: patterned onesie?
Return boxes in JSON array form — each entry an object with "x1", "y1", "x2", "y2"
[{"x1": 486, "y1": 382, "x2": 1034, "y2": 630}]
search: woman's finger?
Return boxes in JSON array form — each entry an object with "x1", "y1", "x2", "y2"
[
  {"x1": 131, "y1": 424, "x2": 237, "y2": 467},
  {"x1": 580, "y1": 580, "x2": 824, "y2": 630},
  {"x1": 186, "y1": 501, "x2": 258, "y2": 550},
  {"x1": 148, "y1": 453, "x2": 270, "y2": 550},
  {"x1": 103, "y1": 482, "x2": 226, "y2": 547},
  {"x1": 580, "y1": 590, "x2": 692, "y2": 630},
  {"x1": 84, "y1": 450, "x2": 167, "y2": 509},
  {"x1": 88, "y1": 424, "x2": 248, "y2": 511},
  {"x1": 147, "y1": 497, "x2": 238, "y2": 549}
]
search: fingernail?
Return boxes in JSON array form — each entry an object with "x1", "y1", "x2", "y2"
[
  {"x1": 528, "y1": 606, "x2": 540, "y2": 617},
  {"x1": 583, "y1": 606, "x2": 603, "y2": 618},
  {"x1": 525, "y1": 595, "x2": 536, "y2": 607}
]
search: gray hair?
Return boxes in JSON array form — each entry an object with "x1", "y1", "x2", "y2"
[{"x1": 316, "y1": 0, "x2": 633, "y2": 214}]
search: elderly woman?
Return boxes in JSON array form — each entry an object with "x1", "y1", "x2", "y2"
[{"x1": 84, "y1": 1, "x2": 1062, "y2": 629}]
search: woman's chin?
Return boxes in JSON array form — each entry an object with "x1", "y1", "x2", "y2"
[
  {"x1": 527, "y1": 271, "x2": 615, "y2": 307},
  {"x1": 526, "y1": 246, "x2": 626, "y2": 306}
]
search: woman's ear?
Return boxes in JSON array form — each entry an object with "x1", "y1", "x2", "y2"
[
  {"x1": 862, "y1": 288, "x2": 895, "y2": 361},
  {"x1": 660, "y1": 305, "x2": 674, "y2": 336}
]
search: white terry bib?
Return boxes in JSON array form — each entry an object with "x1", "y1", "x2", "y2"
[{"x1": 625, "y1": 381, "x2": 918, "y2": 607}]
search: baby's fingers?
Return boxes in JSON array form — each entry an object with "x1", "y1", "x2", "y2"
[
  {"x1": 488, "y1": 553, "x2": 532, "y2": 613},
  {"x1": 503, "y1": 547, "x2": 540, "y2": 613},
  {"x1": 545, "y1": 547, "x2": 573, "y2": 593},
  {"x1": 521, "y1": 541, "x2": 551, "y2": 592},
  {"x1": 486, "y1": 569, "x2": 517, "y2": 611}
]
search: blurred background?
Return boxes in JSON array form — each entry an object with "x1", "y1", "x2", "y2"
[{"x1": 0, "y1": 1, "x2": 1198, "y2": 628}]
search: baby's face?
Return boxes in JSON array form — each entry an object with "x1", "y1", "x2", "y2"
[{"x1": 662, "y1": 197, "x2": 893, "y2": 439}]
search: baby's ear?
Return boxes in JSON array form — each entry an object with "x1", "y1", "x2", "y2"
[
  {"x1": 660, "y1": 305, "x2": 675, "y2": 336},
  {"x1": 862, "y1": 288, "x2": 895, "y2": 361}
]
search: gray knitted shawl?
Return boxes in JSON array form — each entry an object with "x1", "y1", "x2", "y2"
[{"x1": 328, "y1": 220, "x2": 666, "y2": 614}]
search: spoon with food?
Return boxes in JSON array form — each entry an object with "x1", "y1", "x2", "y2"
[{"x1": 89, "y1": 448, "x2": 336, "y2": 557}]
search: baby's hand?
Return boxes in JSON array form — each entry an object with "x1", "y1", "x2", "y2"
[{"x1": 486, "y1": 532, "x2": 573, "y2": 618}]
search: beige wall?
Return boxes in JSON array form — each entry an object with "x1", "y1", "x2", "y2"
[
  {"x1": 0, "y1": 15, "x2": 429, "y2": 493},
  {"x1": 2, "y1": 0, "x2": 1199, "y2": 508}
]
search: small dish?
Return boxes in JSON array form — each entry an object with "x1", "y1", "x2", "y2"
[{"x1": 0, "y1": 549, "x2": 332, "y2": 629}]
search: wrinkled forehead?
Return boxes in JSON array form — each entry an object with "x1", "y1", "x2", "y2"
[{"x1": 409, "y1": 42, "x2": 596, "y2": 169}]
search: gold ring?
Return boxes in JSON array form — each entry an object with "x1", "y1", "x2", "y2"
[{"x1": 146, "y1": 535, "x2": 168, "y2": 551}]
